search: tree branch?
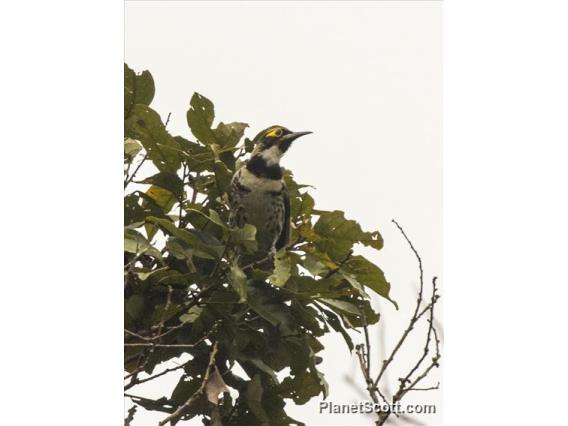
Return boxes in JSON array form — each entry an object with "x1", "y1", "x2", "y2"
[
  {"x1": 124, "y1": 153, "x2": 148, "y2": 188},
  {"x1": 158, "y1": 341, "x2": 220, "y2": 426},
  {"x1": 373, "y1": 220, "x2": 426, "y2": 389},
  {"x1": 124, "y1": 405, "x2": 136, "y2": 426},
  {"x1": 353, "y1": 221, "x2": 441, "y2": 426}
]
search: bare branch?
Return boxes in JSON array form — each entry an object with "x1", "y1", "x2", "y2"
[
  {"x1": 352, "y1": 221, "x2": 441, "y2": 426},
  {"x1": 373, "y1": 220, "x2": 426, "y2": 389}
]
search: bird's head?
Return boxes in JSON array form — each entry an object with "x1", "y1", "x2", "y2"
[{"x1": 250, "y1": 125, "x2": 312, "y2": 165}]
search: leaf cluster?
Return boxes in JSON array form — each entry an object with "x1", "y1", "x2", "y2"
[{"x1": 124, "y1": 64, "x2": 395, "y2": 425}]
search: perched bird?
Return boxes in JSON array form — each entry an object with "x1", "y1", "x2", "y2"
[{"x1": 229, "y1": 125, "x2": 312, "y2": 254}]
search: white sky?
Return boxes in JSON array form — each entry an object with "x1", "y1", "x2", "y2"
[{"x1": 125, "y1": 1, "x2": 442, "y2": 424}]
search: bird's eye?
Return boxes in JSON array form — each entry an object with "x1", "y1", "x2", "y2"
[{"x1": 266, "y1": 127, "x2": 283, "y2": 138}]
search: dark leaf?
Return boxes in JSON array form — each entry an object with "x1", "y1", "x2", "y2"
[
  {"x1": 246, "y1": 375, "x2": 270, "y2": 424},
  {"x1": 126, "y1": 294, "x2": 145, "y2": 320},
  {"x1": 147, "y1": 217, "x2": 224, "y2": 259}
]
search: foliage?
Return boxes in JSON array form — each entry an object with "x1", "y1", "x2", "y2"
[{"x1": 124, "y1": 64, "x2": 396, "y2": 426}]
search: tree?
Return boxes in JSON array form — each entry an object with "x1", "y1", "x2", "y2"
[{"x1": 123, "y1": 64, "x2": 438, "y2": 426}]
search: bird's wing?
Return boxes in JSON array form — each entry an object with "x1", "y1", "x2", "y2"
[{"x1": 275, "y1": 185, "x2": 290, "y2": 250}]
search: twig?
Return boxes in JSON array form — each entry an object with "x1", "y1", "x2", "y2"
[
  {"x1": 124, "y1": 342, "x2": 210, "y2": 348},
  {"x1": 375, "y1": 277, "x2": 440, "y2": 426},
  {"x1": 124, "y1": 405, "x2": 136, "y2": 426},
  {"x1": 126, "y1": 358, "x2": 193, "y2": 389},
  {"x1": 398, "y1": 279, "x2": 439, "y2": 389},
  {"x1": 124, "y1": 322, "x2": 219, "y2": 386},
  {"x1": 364, "y1": 325, "x2": 371, "y2": 375},
  {"x1": 373, "y1": 220, "x2": 425, "y2": 389},
  {"x1": 124, "y1": 112, "x2": 170, "y2": 189},
  {"x1": 323, "y1": 249, "x2": 353, "y2": 278},
  {"x1": 124, "y1": 153, "x2": 148, "y2": 188},
  {"x1": 178, "y1": 164, "x2": 188, "y2": 228},
  {"x1": 124, "y1": 286, "x2": 173, "y2": 383},
  {"x1": 190, "y1": 172, "x2": 200, "y2": 204},
  {"x1": 351, "y1": 221, "x2": 441, "y2": 426},
  {"x1": 405, "y1": 382, "x2": 440, "y2": 392},
  {"x1": 355, "y1": 344, "x2": 380, "y2": 405},
  {"x1": 240, "y1": 254, "x2": 272, "y2": 272},
  {"x1": 158, "y1": 341, "x2": 220, "y2": 426},
  {"x1": 125, "y1": 393, "x2": 177, "y2": 414}
]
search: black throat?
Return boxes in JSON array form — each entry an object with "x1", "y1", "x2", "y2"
[{"x1": 246, "y1": 155, "x2": 282, "y2": 180}]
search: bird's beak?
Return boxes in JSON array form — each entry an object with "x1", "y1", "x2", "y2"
[
  {"x1": 283, "y1": 131, "x2": 313, "y2": 143},
  {"x1": 279, "y1": 131, "x2": 312, "y2": 152}
]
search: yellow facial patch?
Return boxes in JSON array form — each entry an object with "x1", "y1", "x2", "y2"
[{"x1": 265, "y1": 127, "x2": 283, "y2": 138}]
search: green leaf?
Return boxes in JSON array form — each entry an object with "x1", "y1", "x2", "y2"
[
  {"x1": 239, "y1": 356, "x2": 279, "y2": 384},
  {"x1": 147, "y1": 216, "x2": 224, "y2": 259},
  {"x1": 319, "y1": 298, "x2": 361, "y2": 316},
  {"x1": 124, "y1": 229, "x2": 162, "y2": 260},
  {"x1": 247, "y1": 286, "x2": 296, "y2": 335},
  {"x1": 124, "y1": 138, "x2": 142, "y2": 162},
  {"x1": 171, "y1": 377, "x2": 201, "y2": 405},
  {"x1": 165, "y1": 238, "x2": 196, "y2": 271},
  {"x1": 213, "y1": 159, "x2": 232, "y2": 194},
  {"x1": 136, "y1": 268, "x2": 189, "y2": 287},
  {"x1": 313, "y1": 210, "x2": 383, "y2": 259},
  {"x1": 179, "y1": 305, "x2": 203, "y2": 323},
  {"x1": 124, "y1": 194, "x2": 146, "y2": 227},
  {"x1": 343, "y1": 256, "x2": 397, "y2": 308},
  {"x1": 124, "y1": 64, "x2": 135, "y2": 116},
  {"x1": 140, "y1": 172, "x2": 184, "y2": 199},
  {"x1": 302, "y1": 253, "x2": 328, "y2": 276},
  {"x1": 317, "y1": 306, "x2": 354, "y2": 351},
  {"x1": 244, "y1": 137, "x2": 254, "y2": 153},
  {"x1": 299, "y1": 193, "x2": 315, "y2": 218},
  {"x1": 124, "y1": 64, "x2": 155, "y2": 115},
  {"x1": 246, "y1": 375, "x2": 270, "y2": 425},
  {"x1": 269, "y1": 250, "x2": 292, "y2": 287},
  {"x1": 187, "y1": 92, "x2": 216, "y2": 145},
  {"x1": 230, "y1": 224, "x2": 257, "y2": 252},
  {"x1": 126, "y1": 294, "x2": 145, "y2": 320},
  {"x1": 290, "y1": 301, "x2": 326, "y2": 337},
  {"x1": 133, "y1": 70, "x2": 155, "y2": 106},
  {"x1": 340, "y1": 271, "x2": 370, "y2": 299},
  {"x1": 230, "y1": 261, "x2": 247, "y2": 303},
  {"x1": 213, "y1": 122, "x2": 249, "y2": 147},
  {"x1": 284, "y1": 275, "x2": 343, "y2": 299},
  {"x1": 185, "y1": 208, "x2": 229, "y2": 231},
  {"x1": 125, "y1": 104, "x2": 181, "y2": 173},
  {"x1": 278, "y1": 369, "x2": 327, "y2": 404}
]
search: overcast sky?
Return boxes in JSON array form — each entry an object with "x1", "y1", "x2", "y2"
[{"x1": 125, "y1": 1, "x2": 442, "y2": 424}]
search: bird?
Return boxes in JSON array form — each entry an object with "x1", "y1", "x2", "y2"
[{"x1": 229, "y1": 125, "x2": 312, "y2": 255}]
